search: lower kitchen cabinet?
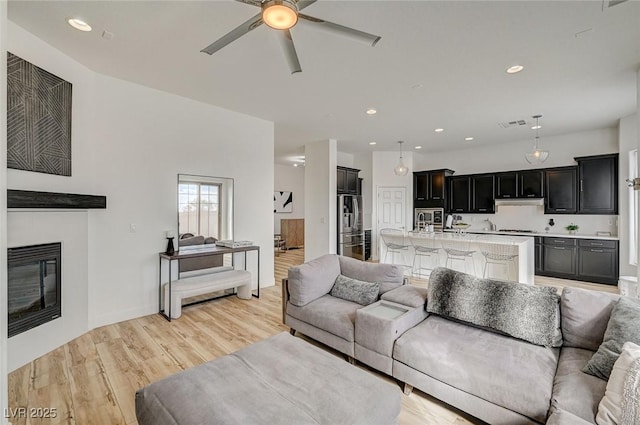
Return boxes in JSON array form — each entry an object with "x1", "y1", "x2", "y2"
[
  {"x1": 537, "y1": 237, "x2": 619, "y2": 285},
  {"x1": 577, "y1": 239, "x2": 619, "y2": 285},
  {"x1": 534, "y1": 237, "x2": 543, "y2": 274}
]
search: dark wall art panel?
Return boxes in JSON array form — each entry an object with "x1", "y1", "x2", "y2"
[{"x1": 7, "y1": 52, "x2": 72, "y2": 176}]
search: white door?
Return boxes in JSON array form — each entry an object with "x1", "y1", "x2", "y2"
[
  {"x1": 376, "y1": 187, "x2": 407, "y2": 261},
  {"x1": 377, "y1": 187, "x2": 406, "y2": 230}
]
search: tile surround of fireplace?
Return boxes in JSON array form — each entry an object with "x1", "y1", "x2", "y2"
[{"x1": 8, "y1": 242, "x2": 62, "y2": 338}]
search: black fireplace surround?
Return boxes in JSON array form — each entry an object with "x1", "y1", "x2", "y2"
[{"x1": 8, "y1": 243, "x2": 62, "y2": 337}]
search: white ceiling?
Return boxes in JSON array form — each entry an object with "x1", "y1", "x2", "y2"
[{"x1": 8, "y1": 1, "x2": 640, "y2": 165}]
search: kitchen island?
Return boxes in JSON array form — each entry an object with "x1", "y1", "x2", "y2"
[{"x1": 380, "y1": 231, "x2": 535, "y2": 285}]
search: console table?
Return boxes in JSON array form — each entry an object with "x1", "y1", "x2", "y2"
[{"x1": 158, "y1": 245, "x2": 260, "y2": 321}]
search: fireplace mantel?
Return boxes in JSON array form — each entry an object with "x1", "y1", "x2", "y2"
[{"x1": 7, "y1": 189, "x2": 107, "y2": 209}]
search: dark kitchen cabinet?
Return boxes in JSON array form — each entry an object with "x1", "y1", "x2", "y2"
[
  {"x1": 576, "y1": 154, "x2": 618, "y2": 214},
  {"x1": 337, "y1": 166, "x2": 360, "y2": 195},
  {"x1": 496, "y1": 172, "x2": 518, "y2": 199},
  {"x1": 545, "y1": 167, "x2": 577, "y2": 214},
  {"x1": 448, "y1": 176, "x2": 471, "y2": 213},
  {"x1": 577, "y1": 239, "x2": 619, "y2": 285},
  {"x1": 535, "y1": 237, "x2": 543, "y2": 273},
  {"x1": 414, "y1": 169, "x2": 454, "y2": 208},
  {"x1": 471, "y1": 174, "x2": 495, "y2": 213},
  {"x1": 519, "y1": 170, "x2": 544, "y2": 198},
  {"x1": 537, "y1": 237, "x2": 619, "y2": 285},
  {"x1": 542, "y1": 237, "x2": 577, "y2": 278}
]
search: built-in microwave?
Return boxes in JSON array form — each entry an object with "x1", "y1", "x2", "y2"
[{"x1": 414, "y1": 208, "x2": 444, "y2": 231}]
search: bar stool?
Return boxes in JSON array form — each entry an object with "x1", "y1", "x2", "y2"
[
  {"x1": 380, "y1": 228, "x2": 410, "y2": 265},
  {"x1": 441, "y1": 234, "x2": 476, "y2": 274},
  {"x1": 477, "y1": 235, "x2": 519, "y2": 282},
  {"x1": 409, "y1": 232, "x2": 440, "y2": 278}
]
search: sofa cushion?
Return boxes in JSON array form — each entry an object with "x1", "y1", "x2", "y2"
[
  {"x1": 596, "y1": 341, "x2": 640, "y2": 425},
  {"x1": 393, "y1": 316, "x2": 559, "y2": 423},
  {"x1": 286, "y1": 295, "x2": 360, "y2": 342},
  {"x1": 427, "y1": 267, "x2": 562, "y2": 347},
  {"x1": 561, "y1": 288, "x2": 619, "y2": 351},
  {"x1": 288, "y1": 254, "x2": 341, "y2": 307},
  {"x1": 551, "y1": 347, "x2": 607, "y2": 424},
  {"x1": 584, "y1": 297, "x2": 640, "y2": 380},
  {"x1": 547, "y1": 410, "x2": 595, "y2": 425},
  {"x1": 381, "y1": 285, "x2": 427, "y2": 308},
  {"x1": 179, "y1": 235, "x2": 205, "y2": 247},
  {"x1": 330, "y1": 275, "x2": 379, "y2": 306},
  {"x1": 338, "y1": 255, "x2": 404, "y2": 294}
]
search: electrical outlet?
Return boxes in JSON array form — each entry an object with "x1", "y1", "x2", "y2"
[{"x1": 130, "y1": 223, "x2": 137, "y2": 233}]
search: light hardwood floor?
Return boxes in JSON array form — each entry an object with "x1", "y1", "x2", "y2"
[{"x1": 8, "y1": 248, "x2": 618, "y2": 425}]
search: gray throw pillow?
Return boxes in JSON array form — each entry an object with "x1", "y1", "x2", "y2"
[
  {"x1": 583, "y1": 297, "x2": 640, "y2": 380},
  {"x1": 330, "y1": 275, "x2": 380, "y2": 306}
]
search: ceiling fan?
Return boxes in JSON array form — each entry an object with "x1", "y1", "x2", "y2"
[{"x1": 200, "y1": 0, "x2": 381, "y2": 74}]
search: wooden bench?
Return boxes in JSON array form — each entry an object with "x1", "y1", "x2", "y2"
[{"x1": 164, "y1": 269, "x2": 252, "y2": 319}]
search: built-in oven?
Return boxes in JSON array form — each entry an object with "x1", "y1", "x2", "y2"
[{"x1": 414, "y1": 208, "x2": 444, "y2": 231}]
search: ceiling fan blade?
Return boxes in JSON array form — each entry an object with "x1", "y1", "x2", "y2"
[
  {"x1": 201, "y1": 13, "x2": 264, "y2": 55},
  {"x1": 234, "y1": 0, "x2": 263, "y2": 6},
  {"x1": 296, "y1": 0, "x2": 318, "y2": 11},
  {"x1": 278, "y1": 29, "x2": 302, "y2": 74},
  {"x1": 299, "y1": 14, "x2": 381, "y2": 46}
]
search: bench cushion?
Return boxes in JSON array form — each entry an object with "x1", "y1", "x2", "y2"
[
  {"x1": 394, "y1": 316, "x2": 559, "y2": 423},
  {"x1": 136, "y1": 333, "x2": 401, "y2": 425}
]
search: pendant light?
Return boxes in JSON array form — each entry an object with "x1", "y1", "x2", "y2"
[
  {"x1": 525, "y1": 115, "x2": 549, "y2": 164},
  {"x1": 394, "y1": 141, "x2": 409, "y2": 176}
]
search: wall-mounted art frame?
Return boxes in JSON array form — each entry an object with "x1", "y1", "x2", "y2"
[
  {"x1": 7, "y1": 52, "x2": 72, "y2": 176},
  {"x1": 274, "y1": 191, "x2": 293, "y2": 213}
]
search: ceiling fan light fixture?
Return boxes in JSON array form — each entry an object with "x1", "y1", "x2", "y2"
[{"x1": 262, "y1": 0, "x2": 299, "y2": 30}]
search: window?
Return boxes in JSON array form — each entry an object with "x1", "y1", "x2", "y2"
[
  {"x1": 178, "y1": 182, "x2": 220, "y2": 238},
  {"x1": 629, "y1": 149, "x2": 637, "y2": 266},
  {"x1": 177, "y1": 174, "x2": 234, "y2": 249}
]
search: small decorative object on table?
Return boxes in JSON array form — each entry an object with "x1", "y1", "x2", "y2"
[
  {"x1": 165, "y1": 230, "x2": 176, "y2": 255},
  {"x1": 566, "y1": 223, "x2": 579, "y2": 235}
]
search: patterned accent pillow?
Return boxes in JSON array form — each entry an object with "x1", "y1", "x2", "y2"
[
  {"x1": 330, "y1": 275, "x2": 380, "y2": 306},
  {"x1": 584, "y1": 297, "x2": 640, "y2": 380}
]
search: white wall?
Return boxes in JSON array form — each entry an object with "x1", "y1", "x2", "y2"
[
  {"x1": 274, "y1": 164, "x2": 305, "y2": 234},
  {"x1": 304, "y1": 139, "x2": 337, "y2": 261},
  {"x1": 371, "y1": 151, "x2": 414, "y2": 260},
  {"x1": 6, "y1": 22, "x2": 275, "y2": 368},
  {"x1": 618, "y1": 114, "x2": 638, "y2": 277},
  {"x1": 0, "y1": 1, "x2": 8, "y2": 421}
]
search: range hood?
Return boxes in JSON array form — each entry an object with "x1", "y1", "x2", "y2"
[{"x1": 495, "y1": 198, "x2": 544, "y2": 206}]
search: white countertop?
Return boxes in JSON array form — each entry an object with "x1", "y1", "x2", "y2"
[{"x1": 443, "y1": 229, "x2": 619, "y2": 241}]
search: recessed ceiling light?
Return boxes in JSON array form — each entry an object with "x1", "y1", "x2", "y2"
[
  {"x1": 531, "y1": 125, "x2": 542, "y2": 130},
  {"x1": 293, "y1": 163, "x2": 299, "y2": 167},
  {"x1": 365, "y1": 108, "x2": 377, "y2": 115},
  {"x1": 465, "y1": 137, "x2": 474, "y2": 141},
  {"x1": 506, "y1": 65, "x2": 524, "y2": 74},
  {"x1": 434, "y1": 128, "x2": 444, "y2": 133},
  {"x1": 67, "y1": 18, "x2": 92, "y2": 32},
  {"x1": 369, "y1": 142, "x2": 377, "y2": 145},
  {"x1": 415, "y1": 146, "x2": 422, "y2": 149}
]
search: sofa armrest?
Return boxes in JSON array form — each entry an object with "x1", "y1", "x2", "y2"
[{"x1": 282, "y1": 278, "x2": 290, "y2": 324}]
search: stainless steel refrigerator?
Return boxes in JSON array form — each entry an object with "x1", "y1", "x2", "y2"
[{"x1": 338, "y1": 194, "x2": 365, "y2": 260}]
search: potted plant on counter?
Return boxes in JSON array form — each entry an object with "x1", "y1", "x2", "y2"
[{"x1": 566, "y1": 223, "x2": 579, "y2": 235}]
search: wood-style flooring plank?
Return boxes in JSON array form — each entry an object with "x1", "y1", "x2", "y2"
[{"x1": 7, "y1": 247, "x2": 618, "y2": 425}]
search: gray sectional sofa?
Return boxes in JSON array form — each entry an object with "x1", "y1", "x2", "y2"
[{"x1": 282, "y1": 254, "x2": 632, "y2": 425}]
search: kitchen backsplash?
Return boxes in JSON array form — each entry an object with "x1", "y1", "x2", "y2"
[{"x1": 452, "y1": 205, "x2": 618, "y2": 236}]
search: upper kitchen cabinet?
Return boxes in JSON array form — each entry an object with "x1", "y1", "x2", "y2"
[
  {"x1": 545, "y1": 167, "x2": 577, "y2": 214},
  {"x1": 448, "y1": 176, "x2": 471, "y2": 213},
  {"x1": 519, "y1": 170, "x2": 544, "y2": 198},
  {"x1": 471, "y1": 174, "x2": 495, "y2": 213},
  {"x1": 496, "y1": 172, "x2": 518, "y2": 199},
  {"x1": 575, "y1": 154, "x2": 618, "y2": 215},
  {"x1": 414, "y1": 169, "x2": 454, "y2": 208},
  {"x1": 337, "y1": 166, "x2": 360, "y2": 195}
]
